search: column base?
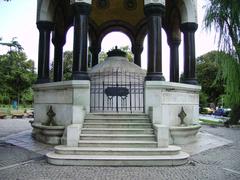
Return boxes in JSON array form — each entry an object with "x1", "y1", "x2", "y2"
[
  {"x1": 145, "y1": 72, "x2": 165, "y2": 81},
  {"x1": 181, "y1": 78, "x2": 198, "y2": 85},
  {"x1": 72, "y1": 72, "x2": 90, "y2": 80}
]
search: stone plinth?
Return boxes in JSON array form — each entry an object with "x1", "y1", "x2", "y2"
[
  {"x1": 145, "y1": 81, "x2": 201, "y2": 145},
  {"x1": 32, "y1": 80, "x2": 90, "y2": 144},
  {"x1": 145, "y1": 81, "x2": 201, "y2": 126}
]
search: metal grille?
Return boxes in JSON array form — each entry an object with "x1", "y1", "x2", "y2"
[{"x1": 90, "y1": 70, "x2": 145, "y2": 113}]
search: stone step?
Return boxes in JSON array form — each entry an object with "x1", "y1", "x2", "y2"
[
  {"x1": 47, "y1": 151, "x2": 189, "y2": 166},
  {"x1": 54, "y1": 146, "x2": 181, "y2": 156},
  {"x1": 86, "y1": 113, "x2": 148, "y2": 119},
  {"x1": 78, "y1": 140, "x2": 158, "y2": 148},
  {"x1": 81, "y1": 128, "x2": 154, "y2": 134},
  {"x1": 83, "y1": 123, "x2": 152, "y2": 128},
  {"x1": 84, "y1": 118, "x2": 151, "y2": 123},
  {"x1": 80, "y1": 134, "x2": 156, "y2": 141}
]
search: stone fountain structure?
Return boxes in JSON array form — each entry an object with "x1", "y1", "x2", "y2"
[{"x1": 32, "y1": 0, "x2": 201, "y2": 166}]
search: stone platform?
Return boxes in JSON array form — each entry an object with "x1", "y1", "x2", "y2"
[{"x1": 46, "y1": 113, "x2": 189, "y2": 166}]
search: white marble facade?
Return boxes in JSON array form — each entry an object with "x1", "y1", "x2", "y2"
[{"x1": 32, "y1": 79, "x2": 201, "y2": 145}]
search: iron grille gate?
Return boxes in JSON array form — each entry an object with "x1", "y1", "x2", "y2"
[{"x1": 90, "y1": 70, "x2": 145, "y2": 113}]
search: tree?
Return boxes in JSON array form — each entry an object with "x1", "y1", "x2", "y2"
[
  {"x1": 50, "y1": 51, "x2": 73, "y2": 81},
  {"x1": 196, "y1": 51, "x2": 225, "y2": 106},
  {"x1": 99, "y1": 45, "x2": 134, "y2": 63},
  {"x1": 98, "y1": 51, "x2": 108, "y2": 64},
  {"x1": 0, "y1": 37, "x2": 23, "y2": 52},
  {"x1": 204, "y1": 0, "x2": 240, "y2": 61},
  {"x1": 204, "y1": 0, "x2": 240, "y2": 124},
  {"x1": 63, "y1": 51, "x2": 73, "y2": 80},
  {"x1": 0, "y1": 51, "x2": 36, "y2": 107}
]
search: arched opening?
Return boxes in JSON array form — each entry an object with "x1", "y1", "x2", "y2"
[
  {"x1": 162, "y1": 30, "x2": 170, "y2": 81},
  {"x1": 100, "y1": 31, "x2": 132, "y2": 63},
  {"x1": 141, "y1": 30, "x2": 170, "y2": 81},
  {"x1": 141, "y1": 35, "x2": 147, "y2": 70},
  {"x1": 63, "y1": 26, "x2": 74, "y2": 52}
]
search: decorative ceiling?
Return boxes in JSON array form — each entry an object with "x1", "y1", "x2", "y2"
[{"x1": 90, "y1": 0, "x2": 145, "y2": 27}]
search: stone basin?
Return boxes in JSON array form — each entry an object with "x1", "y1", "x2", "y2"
[
  {"x1": 31, "y1": 122, "x2": 65, "y2": 145},
  {"x1": 169, "y1": 124, "x2": 201, "y2": 145}
]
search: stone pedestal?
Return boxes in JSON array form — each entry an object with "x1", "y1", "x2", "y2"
[
  {"x1": 32, "y1": 80, "x2": 90, "y2": 144},
  {"x1": 145, "y1": 81, "x2": 201, "y2": 145}
]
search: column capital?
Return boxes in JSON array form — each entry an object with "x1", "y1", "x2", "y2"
[
  {"x1": 89, "y1": 46, "x2": 101, "y2": 54},
  {"x1": 167, "y1": 37, "x2": 181, "y2": 47},
  {"x1": 144, "y1": 4, "x2": 165, "y2": 17},
  {"x1": 37, "y1": 21, "x2": 54, "y2": 31},
  {"x1": 144, "y1": 0, "x2": 165, "y2": 6},
  {"x1": 132, "y1": 43, "x2": 143, "y2": 54},
  {"x1": 180, "y1": 22, "x2": 198, "y2": 33},
  {"x1": 70, "y1": 0, "x2": 92, "y2": 5},
  {"x1": 71, "y1": 1, "x2": 91, "y2": 15},
  {"x1": 52, "y1": 31, "x2": 66, "y2": 47}
]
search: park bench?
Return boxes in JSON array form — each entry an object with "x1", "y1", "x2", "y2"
[
  {"x1": 11, "y1": 110, "x2": 25, "y2": 118},
  {"x1": 25, "y1": 109, "x2": 34, "y2": 118},
  {"x1": 0, "y1": 111, "x2": 7, "y2": 119}
]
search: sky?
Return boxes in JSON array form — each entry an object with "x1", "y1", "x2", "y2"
[{"x1": 0, "y1": 0, "x2": 217, "y2": 81}]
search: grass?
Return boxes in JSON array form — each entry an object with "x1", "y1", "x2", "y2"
[
  {"x1": 199, "y1": 119, "x2": 224, "y2": 126},
  {"x1": 0, "y1": 104, "x2": 33, "y2": 115}
]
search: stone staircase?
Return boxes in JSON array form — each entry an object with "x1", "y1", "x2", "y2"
[{"x1": 47, "y1": 113, "x2": 189, "y2": 166}]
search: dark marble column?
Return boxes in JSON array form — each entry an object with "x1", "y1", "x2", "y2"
[
  {"x1": 89, "y1": 43, "x2": 101, "y2": 67},
  {"x1": 144, "y1": 4, "x2": 165, "y2": 81},
  {"x1": 71, "y1": 2, "x2": 91, "y2": 80},
  {"x1": 168, "y1": 37, "x2": 181, "y2": 82},
  {"x1": 36, "y1": 21, "x2": 54, "y2": 84},
  {"x1": 132, "y1": 43, "x2": 143, "y2": 67},
  {"x1": 180, "y1": 22, "x2": 198, "y2": 85},
  {"x1": 52, "y1": 31, "x2": 66, "y2": 82}
]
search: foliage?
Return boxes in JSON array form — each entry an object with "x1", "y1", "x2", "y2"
[
  {"x1": 199, "y1": 92, "x2": 208, "y2": 108},
  {"x1": 98, "y1": 51, "x2": 108, "y2": 64},
  {"x1": 216, "y1": 54, "x2": 240, "y2": 106},
  {"x1": 99, "y1": 46, "x2": 134, "y2": 63},
  {"x1": 0, "y1": 51, "x2": 36, "y2": 106},
  {"x1": 230, "y1": 105, "x2": 240, "y2": 125},
  {"x1": 199, "y1": 119, "x2": 224, "y2": 126},
  {"x1": 196, "y1": 51, "x2": 225, "y2": 105},
  {"x1": 63, "y1": 51, "x2": 73, "y2": 80},
  {"x1": 0, "y1": 37, "x2": 23, "y2": 52},
  {"x1": 50, "y1": 51, "x2": 73, "y2": 81},
  {"x1": 216, "y1": 54, "x2": 240, "y2": 124},
  {"x1": 204, "y1": 0, "x2": 240, "y2": 124},
  {"x1": 21, "y1": 88, "x2": 34, "y2": 105},
  {"x1": 204, "y1": 0, "x2": 240, "y2": 61}
]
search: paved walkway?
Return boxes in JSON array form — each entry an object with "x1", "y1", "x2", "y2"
[
  {"x1": 0, "y1": 118, "x2": 32, "y2": 138},
  {"x1": 0, "y1": 118, "x2": 240, "y2": 180}
]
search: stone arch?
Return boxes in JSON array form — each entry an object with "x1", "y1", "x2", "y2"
[
  {"x1": 37, "y1": 0, "x2": 57, "y2": 22},
  {"x1": 98, "y1": 21, "x2": 135, "y2": 49},
  {"x1": 178, "y1": 0, "x2": 197, "y2": 24},
  {"x1": 88, "y1": 20, "x2": 99, "y2": 47},
  {"x1": 133, "y1": 20, "x2": 148, "y2": 67},
  {"x1": 167, "y1": 6, "x2": 181, "y2": 41},
  {"x1": 135, "y1": 19, "x2": 148, "y2": 47}
]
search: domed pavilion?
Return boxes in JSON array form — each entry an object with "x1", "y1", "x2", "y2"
[{"x1": 33, "y1": 0, "x2": 201, "y2": 166}]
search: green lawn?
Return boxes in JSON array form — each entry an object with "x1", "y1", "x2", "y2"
[{"x1": 199, "y1": 119, "x2": 224, "y2": 126}]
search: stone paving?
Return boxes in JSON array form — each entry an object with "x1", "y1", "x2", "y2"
[
  {"x1": 0, "y1": 119, "x2": 240, "y2": 180},
  {"x1": 0, "y1": 118, "x2": 32, "y2": 138}
]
